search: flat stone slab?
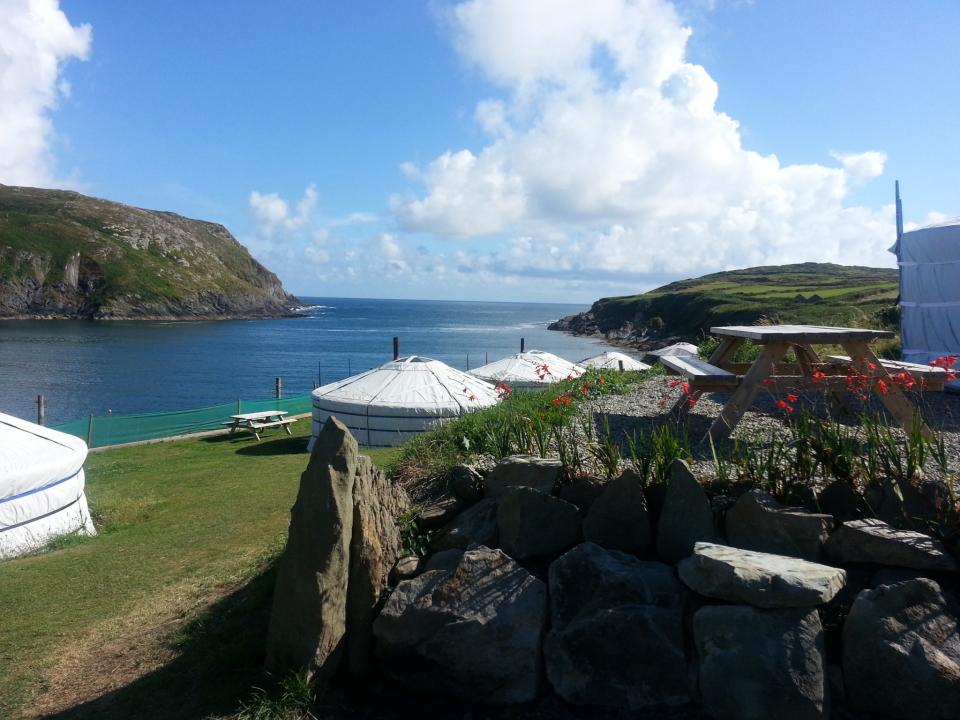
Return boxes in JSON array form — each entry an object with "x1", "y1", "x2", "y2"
[
  {"x1": 825, "y1": 518, "x2": 958, "y2": 571},
  {"x1": 679, "y1": 542, "x2": 847, "y2": 608}
]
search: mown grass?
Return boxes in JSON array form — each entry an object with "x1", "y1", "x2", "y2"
[{"x1": 0, "y1": 421, "x2": 398, "y2": 719}]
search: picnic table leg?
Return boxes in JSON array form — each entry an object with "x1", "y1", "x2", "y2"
[
  {"x1": 284, "y1": 423, "x2": 293, "y2": 436},
  {"x1": 706, "y1": 341, "x2": 789, "y2": 444},
  {"x1": 842, "y1": 341, "x2": 932, "y2": 439},
  {"x1": 708, "y1": 336, "x2": 743, "y2": 366},
  {"x1": 793, "y1": 343, "x2": 854, "y2": 417}
]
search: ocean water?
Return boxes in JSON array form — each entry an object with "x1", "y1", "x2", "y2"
[{"x1": 0, "y1": 297, "x2": 620, "y2": 425}]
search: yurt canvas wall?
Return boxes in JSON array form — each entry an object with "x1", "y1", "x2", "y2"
[
  {"x1": 309, "y1": 356, "x2": 500, "y2": 449},
  {"x1": 891, "y1": 217, "x2": 960, "y2": 382},
  {"x1": 1, "y1": 412, "x2": 96, "y2": 559}
]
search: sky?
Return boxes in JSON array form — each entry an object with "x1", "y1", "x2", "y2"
[{"x1": 1, "y1": 0, "x2": 958, "y2": 303}]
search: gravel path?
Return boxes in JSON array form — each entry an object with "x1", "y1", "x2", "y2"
[{"x1": 590, "y1": 375, "x2": 960, "y2": 485}]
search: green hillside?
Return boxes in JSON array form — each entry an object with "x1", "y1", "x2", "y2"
[
  {"x1": 551, "y1": 263, "x2": 900, "y2": 343},
  {"x1": 0, "y1": 184, "x2": 299, "y2": 319}
]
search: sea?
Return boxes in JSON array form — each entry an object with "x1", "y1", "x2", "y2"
[{"x1": 0, "y1": 297, "x2": 622, "y2": 426}]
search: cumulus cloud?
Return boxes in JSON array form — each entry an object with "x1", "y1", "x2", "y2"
[
  {"x1": 249, "y1": 184, "x2": 317, "y2": 236},
  {"x1": 392, "y1": 0, "x2": 897, "y2": 287},
  {"x1": 0, "y1": 0, "x2": 91, "y2": 186}
]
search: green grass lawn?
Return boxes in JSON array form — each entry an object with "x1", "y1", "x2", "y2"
[{"x1": 0, "y1": 422, "x2": 398, "y2": 719}]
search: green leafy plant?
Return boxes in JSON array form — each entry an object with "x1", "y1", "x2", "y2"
[
  {"x1": 589, "y1": 416, "x2": 622, "y2": 479},
  {"x1": 237, "y1": 670, "x2": 316, "y2": 720},
  {"x1": 397, "y1": 508, "x2": 434, "y2": 557}
]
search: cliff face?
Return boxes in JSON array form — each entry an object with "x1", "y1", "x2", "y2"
[
  {"x1": 550, "y1": 263, "x2": 900, "y2": 350},
  {"x1": 0, "y1": 185, "x2": 300, "y2": 319}
]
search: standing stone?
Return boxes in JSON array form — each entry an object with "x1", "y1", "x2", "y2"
[
  {"x1": 373, "y1": 546, "x2": 547, "y2": 704},
  {"x1": 484, "y1": 455, "x2": 561, "y2": 498},
  {"x1": 825, "y1": 518, "x2": 958, "y2": 571},
  {"x1": 693, "y1": 605, "x2": 827, "y2": 720},
  {"x1": 266, "y1": 417, "x2": 357, "y2": 682},
  {"x1": 497, "y1": 487, "x2": 582, "y2": 560},
  {"x1": 544, "y1": 543, "x2": 690, "y2": 709},
  {"x1": 346, "y1": 455, "x2": 409, "y2": 675},
  {"x1": 843, "y1": 578, "x2": 960, "y2": 720},
  {"x1": 559, "y1": 476, "x2": 606, "y2": 514},
  {"x1": 657, "y1": 459, "x2": 717, "y2": 562},
  {"x1": 679, "y1": 542, "x2": 847, "y2": 608},
  {"x1": 726, "y1": 489, "x2": 833, "y2": 561},
  {"x1": 582, "y1": 469, "x2": 652, "y2": 553},
  {"x1": 431, "y1": 497, "x2": 498, "y2": 551}
]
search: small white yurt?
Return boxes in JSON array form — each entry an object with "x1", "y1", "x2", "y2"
[
  {"x1": 308, "y1": 356, "x2": 500, "y2": 449},
  {"x1": 1, "y1": 412, "x2": 96, "y2": 559},
  {"x1": 469, "y1": 349, "x2": 586, "y2": 390},
  {"x1": 579, "y1": 351, "x2": 651, "y2": 371},
  {"x1": 647, "y1": 342, "x2": 699, "y2": 359}
]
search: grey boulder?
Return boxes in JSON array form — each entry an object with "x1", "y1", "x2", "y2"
[
  {"x1": 726, "y1": 489, "x2": 833, "y2": 561},
  {"x1": 484, "y1": 454, "x2": 561, "y2": 498},
  {"x1": 544, "y1": 543, "x2": 690, "y2": 709},
  {"x1": 497, "y1": 487, "x2": 581, "y2": 560},
  {"x1": 373, "y1": 546, "x2": 547, "y2": 704},
  {"x1": 449, "y1": 463, "x2": 484, "y2": 504},
  {"x1": 693, "y1": 604, "x2": 827, "y2": 720},
  {"x1": 431, "y1": 497, "x2": 498, "y2": 551},
  {"x1": 657, "y1": 459, "x2": 717, "y2": 562},
  {"x1": 843, "y1": 578, "x2": 960, "y2": 720},
  {"x1": 679, "y1": 542, "x2": 847, "y2": 608},
  {"x1": 582, "y1": 468, "x2": 652, "y2": 553},
  {"x1": 825, "y1": 518, "x2": 958, "y2": 571}
]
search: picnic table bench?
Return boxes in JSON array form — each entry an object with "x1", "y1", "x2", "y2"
[
  {"x1": 223, "y1": 411, "x2": 298, "y2": 441},
  {"x1": 661, "y1": 324, "x2": 945, "y2": 443}
]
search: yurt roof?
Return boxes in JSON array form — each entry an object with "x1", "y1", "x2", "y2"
[
  {"x1": 578, "y1": 351, "x2": 651, "y2": 371},
  {"x1": 647, "y1": 342, "x2": 699, "y2": 358},
  {"x1": 0, "y1": 412, "x2": 88, "y2": 501},
  {"x1": 312, "y1": 356, "x2": 499, "y2": 411},
  {"x1": 469, "y1": 349, "x2": 586, "y2": 385}
]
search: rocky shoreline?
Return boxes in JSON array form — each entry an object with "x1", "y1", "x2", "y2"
[{"x1": 548, "y1": 311, "x2": 682, "y2": 354}]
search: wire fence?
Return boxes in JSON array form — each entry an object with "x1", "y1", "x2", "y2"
[{"x1": 52, "y1": 394, "x2": 313, "y2": 449}]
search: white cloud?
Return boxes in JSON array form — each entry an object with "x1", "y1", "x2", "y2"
[
  {"x1": 0, "y1": 0, "x2": 91, "y2": 186},
  {"x1": 249, "y1": 184, "x2": 317, "y2": 236},
  {"x1": 392, "y1": 0, "x2": 898, "y2": 289}
]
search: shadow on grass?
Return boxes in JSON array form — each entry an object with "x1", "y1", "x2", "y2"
[
  {"x1": 42, "y1": 562, "x2": 279, "y2": 720},
  {"x1": 202, "y1": 432, "x2": 308, "y2": 456}
]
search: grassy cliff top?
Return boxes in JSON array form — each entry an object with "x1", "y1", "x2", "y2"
[{"x1": 592, "y1": 262, "x2": 899, "y2": 339}]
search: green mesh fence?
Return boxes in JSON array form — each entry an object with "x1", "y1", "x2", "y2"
[{"x1": 52, "y1": 394, "x2": 313, "y2": 449}]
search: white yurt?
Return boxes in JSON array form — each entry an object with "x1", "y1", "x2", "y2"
[
  {"x1": 1, "y1": 412, "x2": 96, "y2": 559},
  {"x1": 647, "y1": 342, "x2": 699, "y2": 359},
  {"x1": 891, "y1": 215, "x2": 960, "y2": 382},
  {"x1": 468, "y1": 349, "x2": 586, "y2": 390},
  {"x1": 579, "y1": 351, "x2": 651, "y2": 371},
  {"x1": 308, "y1": 356, "x2": 500, "y2": 449}
]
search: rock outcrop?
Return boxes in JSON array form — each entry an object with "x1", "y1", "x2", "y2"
[
  {"x1": 843, "y1": 578, "x2": 960, "y2": 719},
  {"x1": 372, "y1": 546, "x2": 547, "y2": 704},
  {"x1": 582, "y1": 469, "x2": 652, "y2": 553},
  {"x1": 0, "y1": 184, "x2": 299, "y2": 319},
  {"x1": 497, "y1": 487, "x2": 581, "y2": 559}
]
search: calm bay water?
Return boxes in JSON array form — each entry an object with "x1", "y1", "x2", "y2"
[{"x1": 0, "y1": 297, "x2": 620, "y2": 425}]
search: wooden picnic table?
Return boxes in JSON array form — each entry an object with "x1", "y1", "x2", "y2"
[
  {"x1": 224, "y1": 410, "x2": 297, "y2": 441},
  {"x1": 662, "y1": 324, "x2": 948, "y2": 443}
]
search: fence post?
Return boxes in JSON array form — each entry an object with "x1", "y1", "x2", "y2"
[
  {"x1": 36, "y1": 394, "x2": 45, "y2": 426},
  {"x1": 520, "y1": 337, "x2": 525, "y2": 352},
  {"x1": 86, "y1": 414, "x2": 94, "y2": 446},
  {"x1": 237, "y1": 398, "x2": 241, "y2": 415},
  {"x1": 393, "y1": 336, "x2": 400, "y2": 360},
  {"x1": 619, "y1": 360, "x2": 624, "y2": 371},
  {"x1": 466, "y1": 353, "x2": 470, "y2": 371},
  {"x1": 485, "y1": 351, "x2": 488, "y2": 365},
  {"x1": 275, "y1": 376, "x2": 283, "y2": 400}
]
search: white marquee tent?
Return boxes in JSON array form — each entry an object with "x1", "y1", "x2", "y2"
[
  {"x1": 468, "y1": 349, "x2": 586, "y2": 390},
  {"x1": 308, "y1": 356, "x2": 500, "y2": 449},
  {"x1": 890, "y1": 214, "x2": 960, "y2": 383},
  {"x1": 579, "y1": 351, "x2": 651, "y2": 371},
  {"x1": 647, "y1": 342, "x2": 699, "y2": 359},
  {"x1": 1, "y1": 412, "x2": 96, "y2": 559}
]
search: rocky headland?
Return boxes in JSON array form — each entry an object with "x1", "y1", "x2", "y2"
[{"x1": 0, "y1": 184, "x2": 300, "y2": 320}]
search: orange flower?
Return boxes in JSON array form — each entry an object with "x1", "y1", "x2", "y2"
[
  {"x1": 874, "y1": 379, "x2": 889, "y2": 395},
  {"x1": 786, "y1": 393, "x2": 799, "y2": 403},
  {"x1": 811, "y1": 371, "x2": 827, "y2": 383}
]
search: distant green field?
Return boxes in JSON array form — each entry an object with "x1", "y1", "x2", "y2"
[{"x1": 593, "y1": 262, "x2": 899, "y2": 340}]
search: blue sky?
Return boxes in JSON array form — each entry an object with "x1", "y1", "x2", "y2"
[{"x1": 3, "y1": 1, "x2": 958, "y2": 302}]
